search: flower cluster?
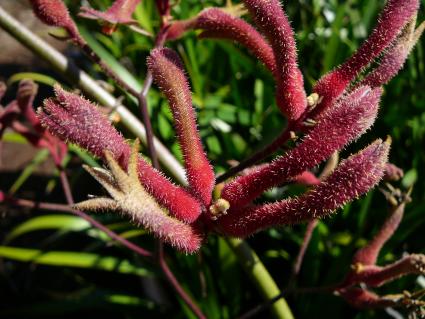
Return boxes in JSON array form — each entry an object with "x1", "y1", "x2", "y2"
[
  {"x1": 0, "y1": 80, "x2": 66, "y2": 166},
  {"x1": 30, "y1": 0, "x2": 424, "y2": 308},
  {"x1": 33, "y1": 0, "x2": 424, "y2": 250}
]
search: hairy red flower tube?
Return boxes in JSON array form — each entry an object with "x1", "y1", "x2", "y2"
[
  {"x1": 147, "y1": 48, "x2": 215, "y2": 207},
  {"x1": 37, "y1": 85, "x2": 202, "y2": 223}
]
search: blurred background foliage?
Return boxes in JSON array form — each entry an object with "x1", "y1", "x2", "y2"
[{"x1": 0, "y1": 0, "x2": 424, "y2": 318}]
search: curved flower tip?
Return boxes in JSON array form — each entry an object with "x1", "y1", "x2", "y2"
[
  {"x1": 352, "y1": 200, "x2": 406, "y2": 266},
  {"x1": 147, "y1": 48, "x2": 215, "y2": 206},
  {"x1": 38, "y1": 84, "x2": 130, "y2": 164},
  {"x1": 166, "y1": 19, "x2": 197, "y2": 41},
  {"x1": 221, "y1": 86, "x2": 382, "y2": 209},
  {"x1": 362, "y1": 19, "x2": 425, "y2": 88},
  {"x1": 29, "y1": 0, "x2": 79, "y2": 37},
  {"x1": 195, "y1": 8, "x2": 276, "y2": 75},
  {"x1": 312, "y1": 0, "x2": 420, "y2": 117},
  {"x1": 242, "y1": 0, "x2": 306, "y2": 120},
  {"x1": 79, "y1": 0, "x2": 141, "y2": 34},
  {"x1": 218, "y1": 139, "x2": 390, "y2": 237},
  {"x1": 74, "y1": 143, "x2": 202, "y2": 254}
]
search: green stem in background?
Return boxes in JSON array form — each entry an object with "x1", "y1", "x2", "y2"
[
  {"x1": 0, "y1": 6, "x2": 295, "y2": 318},
  {"x1": 226, "y1": 238, "x2": 294, "y2": 319},
  {"x1": 0, "y1": 6, "x2": 186, "y2": 185}
]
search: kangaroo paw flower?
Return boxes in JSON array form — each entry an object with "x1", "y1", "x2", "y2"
[
  {"x1": 312, "y1": 0, "x2": 419, "y2": 118},
  {"x1": 347, "y1": 254, "x2": 425, "y2": 288},
  {"x1": 361, "y1": 19, "x2": 425, "y2": 88},
  {"x1": 194, "y1": 8, "x2": 276, "y2": 74},
  {"x1": 242, "y1": 0, "x2": 306, "y2": 120},
  {"x1": 74, "y1": 140, "x2": 202, "y2": 254},
  {"x1": 148, "y1": 48, "x2": 215, "y2": 206},
  {"x1": 29, "y1": 0, "x2": 80, "y2": 38},
  {"x1": 221, "y1": 86, "x2": 381, "y2": 209},
  {"x1": 353, "y1": 201, "x2": 406, "y2": 266},
  {"x1": 218, "y1": 139, "x2": 389, "y2": 237},
  {"x1": 37, "y1": 85, "x2": 202, "y2": 223}
]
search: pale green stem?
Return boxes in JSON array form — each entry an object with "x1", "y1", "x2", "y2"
[
  {"x1": 227, "y1": 238, "x2": 294, "y2": 319},
  {"x1": 0, "y1": 6, "x2": 294, "y2": 318},
  {"x1": 0, "y1": 6, "x2": 186, "y2": 185}
]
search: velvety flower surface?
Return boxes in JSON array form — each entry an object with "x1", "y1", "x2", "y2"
[
  {"x1": 242, "y1": 0, "x2": 306, "y2": 120},
  {"x1": 74, "y1": 141, "x2": 202, "y2": 253},
  {"x1": 311, "y1": 0, "x2": 419, "y2": 119},
  {"x1": 217, "y1": 139, "x2": 390, "y2": 237},
  {"x1": 38, "y1": 85, "x2": 202, "y2": 223},
  {"x1": 29, "y1": 0, "x2": 80, "y2": 38},
  {"x1": 148, "y1": 48, "x2": 215, "y2": 206},
  {"x1": 221, "y1": 86, "x2": 382, "y2": 209}
]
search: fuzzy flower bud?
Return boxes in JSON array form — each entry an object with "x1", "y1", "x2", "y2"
[
  {"x1": 195, "y1": 8, "x2": 276, "y2": 74},
  {"x1": 221, "y1": 86, "x2": 381, "y2": 209},
  {"x1": 243, "y1": 0, "x2": 307, "y2": 120},
  {"x1": 312, "y1": 0, "x2": 419, "y2": 118},
  {"x1": 218, "y1": 139, "x2": 390, "y2": 237},
  {"x1": 147, "y1": 48, "x2": 215, "y2": 206},
  {"x1": 37, "y1": 85, "x2": 202, "y2": 223},
  {"x1": 361, "y1": 19, "x2": 425, "y2": 88},
  {"x1": 16, "y1": 80, "x2": 41, "y2": 129},
  {"x1": 29, "y1": 0, "x2": 79, "y2": 38},
  {"x1": 75, "y1": 143, "x2": 202, "y2": 253}
]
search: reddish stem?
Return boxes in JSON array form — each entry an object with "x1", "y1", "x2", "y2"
[
  {"x1": 292, "y1": 219, "x2": 318, "y2": 277},
  {"x1": 3, "y1": 195, "x2": 152, "y2": 257}
]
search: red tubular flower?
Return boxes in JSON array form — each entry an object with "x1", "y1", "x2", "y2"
[
  {"x1": 37, "y1": 85, "x2": 202, "y2": 223},
  {"x1": 0, "y1": 82, "x2": 6, "y2": 101},
  {"x1": 312, "y1": 0, "x2": 419, "y2": 118},
  {"x1": 218, "y1": 139, "x2": 390, "y2": 237},
  {"x1": 75, "y1": 144, "x2": 202, "y2": 253},
  {"x1": 147, "y1": 48, "x2": 215, "y2": 207},
  {"x1": 195, "y1": 8, "x2": 276, "y2": 74},
  {"x1": 346, "y1": 254, "x2": 425, "y2": 288},
  {"x1": 16, "y1": 80, "x2": 42, "y2": 130},
  {"x1": 361, "y1": 19, "x2": 425, "y2": 89},
  {"x1": 353, "y1": 203, "x2": 405, "y2": 266},
  {"x1": 29, "y1": 0, "x2": 79, "y2": 38},
  {"x1": 221, "y1": 86, "x2": 381, "y2": 209},
  {"x1": 242, "y1": 0, "x2": 306, "y2": 120},
  {"x1": 79, "y1": 0, "x2": 141, "y2": 34}
]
